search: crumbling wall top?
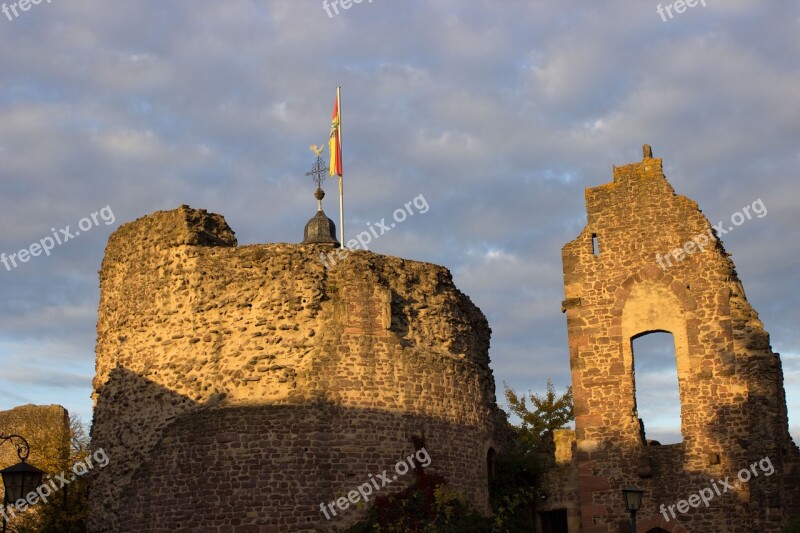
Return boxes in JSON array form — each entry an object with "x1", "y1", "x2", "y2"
[{"x1": 106, "y1": 205, "x2": 237, "y2": 255}]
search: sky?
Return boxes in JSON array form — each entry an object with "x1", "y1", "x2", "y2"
[{"x1": 0, "y1": 0, "x2": 798, "y2": 445}]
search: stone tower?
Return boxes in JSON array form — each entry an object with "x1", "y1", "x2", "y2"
[
  {"x1": 89, "y1": 206, "x2": 504, "y2": 532},
  {"x1": 549, "y1": 147, "x2": 800, "y2": 532}
]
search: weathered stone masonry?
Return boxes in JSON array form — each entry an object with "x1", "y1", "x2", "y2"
[
  {"x1": 89, "y1": 206, "x2": 505, "y2": 532},
  {"x1": 538, "y1": 147, "x2": 800, "y2": 532}
]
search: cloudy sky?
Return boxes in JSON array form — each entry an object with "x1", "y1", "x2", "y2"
[{"x1": 0, "y1": 0, "x2": 797, "y2": 444}]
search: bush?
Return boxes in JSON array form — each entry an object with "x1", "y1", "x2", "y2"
[
  {"x1": 487, "y1": 451, "x2": 542, "y2": 531},
  {"x1": 342, "y1": 445, "x2": 542, "y2": 533},
  {"x1": 342, "y1": 466, "x2": 491, "y2": 533},
  {"x1": 342, "y1": 383, "x2": 564, "y2": 533},
  {"x1": 783, "y1": 517, "x2": 800, "y2": 533}
]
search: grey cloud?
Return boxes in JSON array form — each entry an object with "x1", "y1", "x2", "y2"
[{"x1": 0, "y1": 0, "x2": 797, "y2": 438}]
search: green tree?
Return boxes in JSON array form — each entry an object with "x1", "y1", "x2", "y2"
[{"x1": 503, "y1": 380, "x2": 574, "y2": 451}]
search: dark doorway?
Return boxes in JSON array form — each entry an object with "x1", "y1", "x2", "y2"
[
  {"x1": 540, "y1": 508, "x2": 568, "y2": 533},
  {"x1": 646, "y1": 528, "x2": 670, "y2": 533}
]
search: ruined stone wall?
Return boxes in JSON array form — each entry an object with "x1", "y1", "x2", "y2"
[
  {"x1": 537, "y1": 429, "x2": 581, "y2": 532},
  {"x1": 89, "y1": 206, "x2": 503, "y2": 532},
  {"x1": 555, "y1": 149, "x2": 800, "y2": 532}
]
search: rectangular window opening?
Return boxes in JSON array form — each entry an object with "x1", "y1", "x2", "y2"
[
  {"x1": 591, "y1": 233, "x2": 599, "y2": 256},
  {"x1": 632, "y1": 331, "x2": 683, "y2": 445}
]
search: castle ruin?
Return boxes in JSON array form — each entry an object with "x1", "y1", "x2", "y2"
[
  {"x1": 87, "y1": 147, "x2": 800, "y2": 532},
  {"x1": 538, "y1": 147, "x2": 800, "y2": 532}
]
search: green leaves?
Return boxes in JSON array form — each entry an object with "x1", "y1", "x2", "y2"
[{"x1": 503, "y1": 379, "x2": 574, "y2": 452}]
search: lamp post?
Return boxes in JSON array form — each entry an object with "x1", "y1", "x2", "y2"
[
  {"x1": 0, "y1": 434, "x2": 44, "y2": 533},
  {"x1": 622, "y1": 486, "x2": 644, "y2": 533}
]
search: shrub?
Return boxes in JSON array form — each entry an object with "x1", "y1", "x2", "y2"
[{"x1": 783, "y1": 517, "x2": 800, "y2": 533}]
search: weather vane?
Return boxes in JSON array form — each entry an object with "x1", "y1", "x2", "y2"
[
  {"x1": 307, "y1": 144, "x2": 328, "y2": 188},
  {"x1": 307, "y1": 144, "x2": 329, "y2": 211}
]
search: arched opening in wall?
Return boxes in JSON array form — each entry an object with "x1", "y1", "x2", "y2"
[
  {"x1": 646, "y1": 528, "x2": 670, "y2": 533},
  {"x1": 632, "y1": 331, "x2": 682, "y2": 445}
]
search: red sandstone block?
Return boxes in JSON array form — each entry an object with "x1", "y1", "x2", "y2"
[
  {"x1": 580, "y1": 504, "x2": 610, "y2": 518},
  {"x1": 576, "y1": 414, "x2": 604, "y2": 428},
  {"x1": 609, "y1": 362, "x2": 625, "y2": 375},
  {"x1": 578, "y1": 475, "x2": 610, "y2": 491},
  {"x1": 570, "y1": 334, "x2": 590, "y2": 347},
  {"x1": 582, "y1": 526, "x2": 608, "y2": 533}
]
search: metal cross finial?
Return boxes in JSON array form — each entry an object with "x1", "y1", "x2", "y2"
[{"x1": 306, "y1": 155, "x2": 329, "y2": 189}]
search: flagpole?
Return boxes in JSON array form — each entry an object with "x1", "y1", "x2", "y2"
[{"x1": 337, "y1": 85, "x2": 344, "y2": 247}]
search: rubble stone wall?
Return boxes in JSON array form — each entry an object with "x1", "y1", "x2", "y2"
[
  {"x1": 552, "y1": 149, "x2": 800, "y2": 532},
  {"x1": 89, "y1": 206, "x2": 503, "y2": 532}
]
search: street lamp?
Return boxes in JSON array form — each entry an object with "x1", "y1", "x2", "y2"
[
  {"x1": 622, "y1": 486, "x2": 645, "y2": 533},
  {"x1": 0, "y1": 434, "x2": 44, "y2": 533}
]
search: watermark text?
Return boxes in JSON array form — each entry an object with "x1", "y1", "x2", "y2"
[
  {"x1": 2, "y1": 0, "x2": 53, "y2": 23},
  {"x1": 1, "y1": 206, "x2": 116, "y2": 272},
  {"x1": 659, "y1": 456, "x2": 774, "y2": 522},
  {"x1": 657, "y1": 0, "x2": 707, "y2": 22},
  {"x1": 0, "y1": 448, "x2": 110, "y2": 522},
  {"x1": 319, "y1": 447, "x2": 432, "y2": 520},
  {"x1": 319, "y1": 194, "x2": 429, "y2": 270},
  {"x1": 656, "y1": 198, "x2": 766, "y2": 270},
  {"x1": 323, "y1": 0, "x2": 374, "y2": 19}
]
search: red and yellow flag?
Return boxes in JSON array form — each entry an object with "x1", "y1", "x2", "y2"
[{"x1": 329, "y1": 93, "x2": 342, "y2": 177}]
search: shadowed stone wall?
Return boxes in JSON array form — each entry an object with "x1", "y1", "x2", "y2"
[
  {"x1": 541, "y1": 148, "x2": 800, "y2": 532},
  {"x1": 89, "y1": 206, "x2": 504, "y2": 532}
]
